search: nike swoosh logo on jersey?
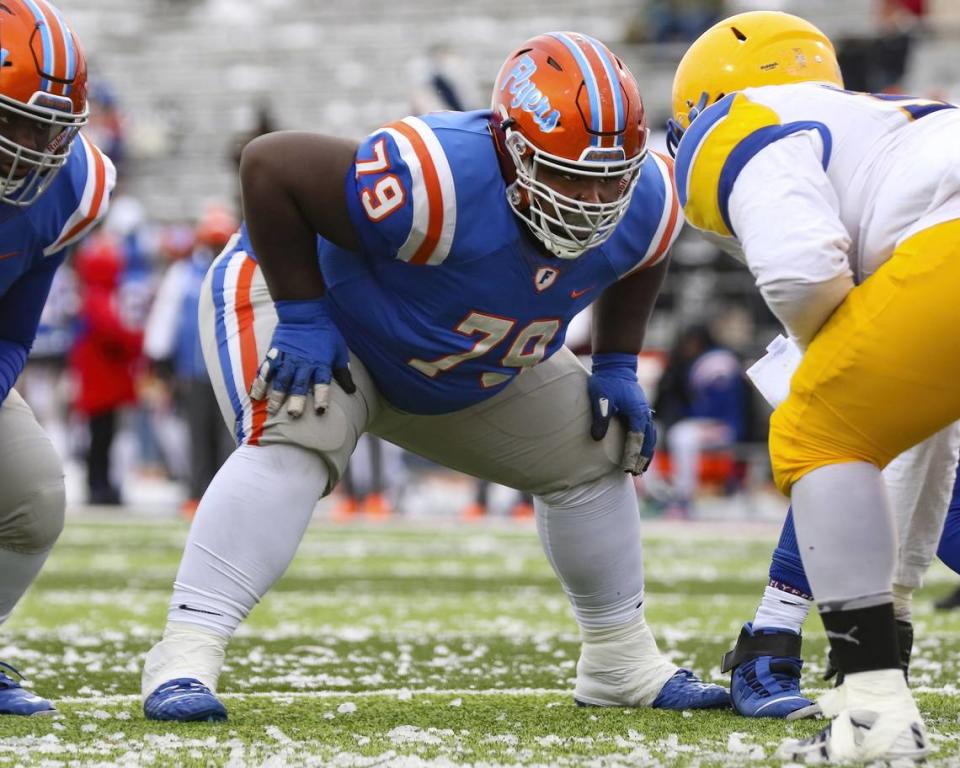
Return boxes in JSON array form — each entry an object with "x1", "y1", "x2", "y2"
[
  {"x1": 570, "y1": 286, "x2": 594, "y2": 299},
  {"x1": 0, "y1": 250, "x2": 19, "y2": 261}
]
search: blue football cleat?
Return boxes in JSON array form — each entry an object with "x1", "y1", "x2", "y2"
[
  {"x1": 650, "y1": 668, "x2": 730, "y2": 710},
  {"x1": 0, "y1": 661, "x2": 55, "y2": 716},
  {"x1": 143, "y1": 678, "x2": 228, "y2": 722},
  {"x1": 723, "y1": 623, "x2": 817, "y2": 719}
]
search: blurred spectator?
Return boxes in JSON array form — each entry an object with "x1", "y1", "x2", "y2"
[
  {"x1": 836, "y1": 0, "x2": 927, "y2": 93},
  {"x1": 883, "y1": 0, "x2": 927, "y2": 21},
  {"x1": 935, "y1": 464, "x2": 960, "y2": 609},
  {"x1": 229, "y1": 102, "x2": 278, "y2": 211},
  {"x1": 106, "y1": 196, "x2": 167, "y2": 479},
  {"x1": 331, "y1": 435, "x2": 407, "y2": 520},
  {"x1": 462, "y1": 482, "x2": 534, "y2": 520},
  {"x1": 626, "y1": 0, "x2": 723, "y2": 44},
  {"x1": 70, "y1": 233, "x2": 144, "y2": 505},
  {"x1": 18, "y1": 264, "x2": 78, "y2": 461},
  {"x1": 144, "y1": 206, "x2": 237, "y2": 516},
  {"x1": 408, "y1": 44, "x2": 483, "y2": 114},
  {"x1": 651, "y1": 323, "x2": 751, "y2": 517},
  {"x1": 85, "y1": 80, "x2": 127, "y2": 176}
]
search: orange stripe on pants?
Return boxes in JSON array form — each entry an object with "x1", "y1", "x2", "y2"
[{"x1": 235, "y1": 256, "x2": 268, "y2": 445}]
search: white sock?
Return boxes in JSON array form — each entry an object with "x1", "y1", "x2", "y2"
[
  {"x1": 0, "y1": 548, "x2": 52, "y2": 625},
  {"x1": 892, "y1": 583, "x2": 913, "y2": 623},
  {"x1": 534, "y1": 471, "x2": 645, "y2": 629},
  {"x1": 575, "y1": 611, "x2": 678, "y2": 706},
  {"x1": 753, "y1": 585, "x2": 813, "y2": 634},
  {"x1": 142, "y1": 621, "x2": 228, "y2": 697},
  {"x1": 142, "y1": 443, "x2": 328, "y2": 697}
]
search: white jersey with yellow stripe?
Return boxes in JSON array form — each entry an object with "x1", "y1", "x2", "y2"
[{"x1": 674, "y1": 82, "x2": 959, "y2": 344}]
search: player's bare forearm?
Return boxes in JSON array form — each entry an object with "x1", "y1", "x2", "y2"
[
  {"x1": 239, "y1": 132, "x2": 360, "y2": 301},
  {"x1": 591, "y1": 255, "x2": 670, "y2": 355}
]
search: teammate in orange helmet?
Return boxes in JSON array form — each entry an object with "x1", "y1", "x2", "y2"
[{"x1": 0, "y1": 0, "x2": 115, "y2": 715}]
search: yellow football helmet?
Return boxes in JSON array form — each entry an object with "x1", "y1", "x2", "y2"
[{"x1": 666, "y1": 11, "x2": 843, "y2": 155}]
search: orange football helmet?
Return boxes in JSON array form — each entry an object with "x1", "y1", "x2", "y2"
[
  {"x1": 491, "y1": 32, "x2": 648, "y2": 259},
  {"x1": 0, "y1": 0, "x2": 88, "y2": 206}
]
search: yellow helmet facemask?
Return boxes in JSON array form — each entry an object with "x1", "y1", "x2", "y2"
[{"x1": 666, "y1": 11, "x2": 843, "y2": 157}]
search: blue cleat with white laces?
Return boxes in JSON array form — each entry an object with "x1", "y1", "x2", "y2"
[
  {"x1": 650, "y1": 668, "x2": 730, "y2": 710},
  {"x1": 722, "y1": 622, "x2": 817, "y2": 719},
  {"x1": 0, "y1": 661, "x2": 56, "y2": 716},
  {"x1": 143, "y1": 678, "x2": 228, "y2": 722}
]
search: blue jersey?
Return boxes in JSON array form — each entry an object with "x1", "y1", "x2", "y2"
[
  {"x1": 314, "y1": 110, "x2": 681, "y2": 415},
  {"x1": 0, "y1": 135, "x2": 114, "y2": 300},
  {"x1": 0, "y1": 135, "x2": 115, "y2": 402}
]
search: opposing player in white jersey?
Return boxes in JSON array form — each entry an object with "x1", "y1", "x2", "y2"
[
  {"x1": 0, "y1": 0, "x2": 115, "y2": 715},
  {"x1": 721, "y1": 334, "x2": 960, "y2": 722},
  {"x1": 669, "y1": 10, "x2": 960, "y2": 763},
  {"x1": 141, "y1": 32, "x2": 730, "y2": 721}
]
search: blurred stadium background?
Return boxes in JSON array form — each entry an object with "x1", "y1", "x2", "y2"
[
  {"x1": 25, "y1": 0, "x2": 960, "y2": 517},
  {"x1": 9, "y1": 1, "x2": 960, "y2": 765}
]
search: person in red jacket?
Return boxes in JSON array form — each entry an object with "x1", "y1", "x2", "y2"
[{"x1": 70, "y1": 232, "x2": 143, "y2": 505}]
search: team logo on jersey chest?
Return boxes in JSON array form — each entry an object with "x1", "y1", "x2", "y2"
[{"x1": 534, "y1": 266, "x2": 559, "y2": 292}]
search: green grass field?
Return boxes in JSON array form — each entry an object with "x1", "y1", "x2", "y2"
[{"x1": 3, "y1": 513, "x2": 960, "y2": 766}]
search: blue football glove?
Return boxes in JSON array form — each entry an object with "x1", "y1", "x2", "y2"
[
  {"x1": 587, "y1": 352, "x2": 657, "y2": 475},
  {"x1": 249, "y1": 297, "x2": 356, "y2": 418}
]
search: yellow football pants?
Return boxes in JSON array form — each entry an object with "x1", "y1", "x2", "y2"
[{"x1": 769, "y1": 218, "x2": 960, "y2": 495}]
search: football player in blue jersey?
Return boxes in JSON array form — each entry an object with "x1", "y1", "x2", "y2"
[
  {"x1": 141, "y1": 31, "x2": 732, "y2": 721},
  {"x1": 0, "y1": 0, "x2": 115, "y2": 716}
]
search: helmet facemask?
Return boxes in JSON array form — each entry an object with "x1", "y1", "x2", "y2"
[
  {"x1": 503, "y1": 124, "x2": 647, "y2": 259},
  {"x1": 0, "y1": 92, "x2": 87, "y2": 207},
  {"x1": 666, "y1": 92, "x2": 709, "y2": 158}
]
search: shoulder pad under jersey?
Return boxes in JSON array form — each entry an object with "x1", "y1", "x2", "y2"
[
  {"x1": 674, "y1": 92, "x2": 830, "y2": 237},
  {"x1": 40, "y1": 135, "x2": 116, "y2": 257},
  {"x1": 605, "y1": 150, "x2": 682, "y2": 276}
]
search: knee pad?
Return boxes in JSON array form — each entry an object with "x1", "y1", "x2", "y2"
[
  {"x1": 0, "y1": 392, "x2": 66, "y2": 553},
  {"x1": 0, "y1": 475, "x2": 65, "y2": 554}
]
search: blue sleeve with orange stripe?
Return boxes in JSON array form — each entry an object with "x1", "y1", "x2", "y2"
[
  {"x1": 34, "y1": 136, "x2": 114, "y2": 258},
  {"x1": 674, "y1": 92, "x2": 830, "y2": 238},
  {"x1": 602, "y1": 151, "x2": 681, "y2": 275},
  {"x1": 343, "y1": 110, "x2": 512, "y2": 268},
  {"x1": 344, "y1": 127, "x2": 418, "y2": 260}
]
